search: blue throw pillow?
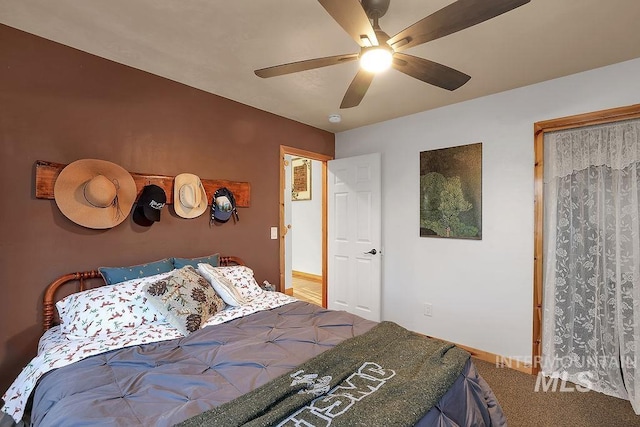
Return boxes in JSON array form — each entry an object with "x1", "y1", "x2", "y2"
[
  {"x1": 172, "y1": 253, "x2": 220, "y2": 269},
  {"x1": 99, "y1": 258, "x2": 174, "y2": 285}
]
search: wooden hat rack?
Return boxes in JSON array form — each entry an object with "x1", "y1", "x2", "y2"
[{"x1": 35, "y1": 160, "x2": 250, "y2": 207}]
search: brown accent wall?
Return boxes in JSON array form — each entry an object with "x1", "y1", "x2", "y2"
[{"x1": 0, "y1": 24, "x2": 334, "y2": 394}]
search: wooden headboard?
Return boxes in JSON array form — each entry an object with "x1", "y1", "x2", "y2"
[{"x1": 42, "y1": 256, "x2": 245, "y2": 331}]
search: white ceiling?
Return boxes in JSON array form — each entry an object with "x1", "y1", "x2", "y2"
[{"x1": 1, "y1": 0, "x2": 640, "y2": 132}]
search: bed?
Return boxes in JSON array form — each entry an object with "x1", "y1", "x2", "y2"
[{"x1": 1, "y1": 256, "x2": 506, "y2": 426}]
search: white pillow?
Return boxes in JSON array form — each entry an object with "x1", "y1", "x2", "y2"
[
  {"x1": 197, "y1": 263, "x2": 249, "y2": 306},
  {"x1": 56, "y1": 271, "x2": 172, "y2": 339},
  {"x1": 210, "y1": 265, "x2": 265, "y2": 300}
]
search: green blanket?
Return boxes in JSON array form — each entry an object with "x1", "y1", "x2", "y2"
[{"x1": 177, "y1": 321, "x2": 470, "y2": 427}]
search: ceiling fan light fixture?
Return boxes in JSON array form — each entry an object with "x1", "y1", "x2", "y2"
[
  {"x1": 256, "y1": 0, "x2": 531, "y2": 108},
  {"x1": 359, "y1": 47, "x2": 392, "y2": 73}
]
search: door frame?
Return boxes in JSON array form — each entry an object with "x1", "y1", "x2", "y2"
[{"x1": 279, "y1": 145, "x2": 333, "y2": 307}]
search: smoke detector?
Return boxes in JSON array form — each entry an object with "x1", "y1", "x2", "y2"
[{"x1": 328, "y1": 114, "x2": 342, "y2": 123}]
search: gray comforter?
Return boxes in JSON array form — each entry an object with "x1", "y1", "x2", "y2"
[
  {"x1": 179, "y1": 321, "x2": 471, "y2": 427},
  {"x1": 6, "y1": 301, "x2": 505, "y2": 426}
]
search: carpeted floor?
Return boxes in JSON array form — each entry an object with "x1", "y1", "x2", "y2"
[{"x1": 472, "y1": 358, "x2": 640, "y2": 426}]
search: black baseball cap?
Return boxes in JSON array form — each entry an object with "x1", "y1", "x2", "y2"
[{"x1": 133, "y1": 184, "x2": 166, "y2": 226}]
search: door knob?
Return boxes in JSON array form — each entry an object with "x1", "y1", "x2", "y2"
[{"x1": 364, "y1": 249, "x2": 377, "y2": 255}]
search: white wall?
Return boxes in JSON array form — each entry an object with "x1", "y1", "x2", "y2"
[
  {"x1": 335, "y1": 58, "x2": 640, "y2": 360},
  {"x1": 292, "y1": 158, "x2": 323, "y2": 276}
]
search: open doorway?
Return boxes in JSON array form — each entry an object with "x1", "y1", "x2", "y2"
[{"x1": 279, "y1": 146, "x2": 332, "y2": 307}]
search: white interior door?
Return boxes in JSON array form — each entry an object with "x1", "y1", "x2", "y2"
[{"x1": 328, "y1": 153, "x2": 381, "y2": 322}]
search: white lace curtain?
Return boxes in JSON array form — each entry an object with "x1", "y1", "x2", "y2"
[{"x1": 541, "y1": 118, "x2": 640, "y2": 414}]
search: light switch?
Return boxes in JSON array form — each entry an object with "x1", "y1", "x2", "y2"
[{"x1": 270, "y1": 227, "x2": 278, "y2": 239}]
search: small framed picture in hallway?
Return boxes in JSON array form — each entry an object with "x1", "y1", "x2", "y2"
[{"x1": 292, "y1": 157, "x2": 312, "y2": 201}]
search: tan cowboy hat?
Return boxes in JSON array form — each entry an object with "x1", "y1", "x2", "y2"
[
  {"x1": 174, "y1": 173, "x2": 207, "y2": 219},
  {"x1": 54, "y1": 159, "x2": 137, "y2": 229}
]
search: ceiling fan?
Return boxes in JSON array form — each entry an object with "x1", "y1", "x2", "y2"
[{"x1": 255, "y1": 0, "x2": 530, "y2": 109}]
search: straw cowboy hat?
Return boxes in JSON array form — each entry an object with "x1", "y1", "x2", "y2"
[
  {"x1": 174, "y1": 173, "x2": 207, "y2": 219},
  {"x1": 54, "y1": 159, "x2": 137, "y2": 229}
]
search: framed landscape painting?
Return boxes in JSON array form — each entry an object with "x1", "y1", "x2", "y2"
[{"x1": 420, "y1": 143, "x2": 482, "y2": 239}]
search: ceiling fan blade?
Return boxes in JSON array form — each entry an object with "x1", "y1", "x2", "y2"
[
  {"x1": 388, "y1": 0, "x2": 530, "y2": 52},
  {"x1": 340, "y1": 70, "x2": 375, "y2": 109},
  {"x1": 318, "y1": 0, "x2": 379, "y2": 47},
  {"x1": 255, "y1": 53, "x2": 359, "y2": 78},
  {"x1": 392, "y1": 53, "x2": 470, "y2": 91}
]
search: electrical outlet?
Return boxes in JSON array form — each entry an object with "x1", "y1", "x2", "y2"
[
  {"x1": 424, "y1": 303, "x2": 433, "y2": 317},
  {"x1": 270, "y1": 227, "x2": 278, "y2": 240}
]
